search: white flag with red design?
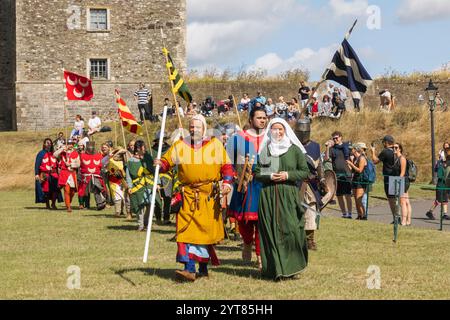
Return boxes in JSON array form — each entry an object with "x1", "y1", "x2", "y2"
[{"x1": 64, "y1": 70, "x2": 94, "y2": 101}]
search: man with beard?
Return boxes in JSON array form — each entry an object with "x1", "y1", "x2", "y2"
[
  {"x1": 154, "y1": 115, "x2": 235, "y2": 282},
  {"x1": 35, "y1": 138, "x2": 62, "y2": 209},
  {"x1": 226, "y1": 106, "x2": 267, "y2": 270},
  {"x1": 78, "y1": 142, "x2": 107, "y2": 210}
]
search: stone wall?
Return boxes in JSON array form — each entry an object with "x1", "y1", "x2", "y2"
[
  {"x1": 0, "y1": 0, "x2": 16, "y2": 131},
  {"x1": 15, "y1": 0, "x2": 186, "y2": 131}
]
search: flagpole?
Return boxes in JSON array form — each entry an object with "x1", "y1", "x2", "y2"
[
  {"x1": 140, "y1": 108, "x2": 154, "y2": 158},
  {"x1": 61, "y1": 68, "x2": 69, "y2": 141},
  {"x1": 231, "y1": 95, "x2": 242, "y2": 129},
  {"x1": 115, "y1": 90, "x2": 127, "y2": 148},
  {"x1": 303, "y1": 19, "x2": 358, "y2": 111},
  {"x1": 160, "y1": 27, "x2": 184, "y2": 137},
  {"x1": 119, "y1": 110, "x2": 127, "y2": 148},
  {"x1": 143, "y1": 105, "x2": 168, "y2": 263}
]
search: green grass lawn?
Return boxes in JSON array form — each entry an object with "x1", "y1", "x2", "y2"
[{"x1": 1, "y1": 190, "x2": 449, "y2": 300}]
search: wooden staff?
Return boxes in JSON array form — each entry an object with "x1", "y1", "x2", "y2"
[
  {"x1": 237, "y1": 154, "x2": 249, "y2": 193},
  {"x1": 231, "y1": 95, "x2": 242, "y2": 129}
]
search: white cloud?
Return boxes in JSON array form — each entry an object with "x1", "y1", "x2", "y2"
[
  {"x1": 329, "y1": 0, "x2": 369, "y2": 17},
  {"x1": 249, "y1": 44, "x2": 340, "y2": 79},
  {"x1": 187, "y1": 0, "x2": 307, "y2": 66},
  {"x1": 397, "y1": 0, "x2": 450, "y2": 24}
]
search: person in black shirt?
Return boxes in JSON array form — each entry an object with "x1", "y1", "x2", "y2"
[
  {"x1": 371, "y1": 135, "x2": 399, "y2": 218},
  {"x1": 324, "y1": 131, "x2": 353, "y2": 218},
  {"x1": 298, "y1": 81, "x2": 311, "y2": 108}
]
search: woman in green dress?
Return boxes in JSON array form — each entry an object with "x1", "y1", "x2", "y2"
[{"x1": 255, "y1": 118, "x2": 310, "y2": 280}]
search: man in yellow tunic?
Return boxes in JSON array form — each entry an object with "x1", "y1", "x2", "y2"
[{"x1": 155, "y1": 115, "x2": 234, "y2": 282}]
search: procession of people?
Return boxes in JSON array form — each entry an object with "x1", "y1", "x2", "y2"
[{"x1": 34, "y1": 84, "x2": 450, "y2": 283}]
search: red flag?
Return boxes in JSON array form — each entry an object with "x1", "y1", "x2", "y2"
[{"x1": 64, "y1": 70, "x2": 94, "y2": 101}]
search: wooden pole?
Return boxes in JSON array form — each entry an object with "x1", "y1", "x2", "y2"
[
  {"x1": 62, "y1": 68, "x2": 69, "y2": 141},
  {"x1": 160, "y1": 27, "x2": 184, "y2": 138},
  {"x1": 231, "y1": 95, "x2": 242, "y2": 129},
  {"x1": 140, "y1": 108, "x2": 154, "y2": 158},
  {"x1": 143, "y1": 106, "x2": 169, "y2": 263},
  {"x1": 114, "y1": 117, "x2": 118, "y2": 148}
]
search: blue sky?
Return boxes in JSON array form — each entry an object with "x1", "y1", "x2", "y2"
[{"x1": 187, "y1": 0, "x2": 450, "y2": 80}]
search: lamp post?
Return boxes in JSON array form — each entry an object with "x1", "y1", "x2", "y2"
[{"x1": 425, "y1": 79, "x2": 438, "y2": 185}]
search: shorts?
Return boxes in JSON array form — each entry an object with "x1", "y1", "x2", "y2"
[
  {"x1": 436, "y1": 188, "x2": 449, "y2": 204},
  {"x1": 336, "y1": 177, "x2": 352, "y2": 196}
]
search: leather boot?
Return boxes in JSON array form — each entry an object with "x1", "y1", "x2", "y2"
[
  {"x1": 306, "y1": 230, "x2": 317, "y2": 251},
  {"x1": 175, "y1": 270, "x2": 196, "y2": 282},
  {"x1": 242, "y1": 243, "x2": 252, "y2": 263},
  {"x1": 256, "y1": 255, "x2": 262, "y2": 271}
]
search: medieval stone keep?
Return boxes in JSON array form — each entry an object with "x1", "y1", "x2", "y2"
[{"x1": 0, "y1": 0, "x2": 187, "y2": 131}]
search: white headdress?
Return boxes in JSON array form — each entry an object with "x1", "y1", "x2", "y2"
[
  {"x1": 190, "y1": 114, "x2": 208, "y2": 138},
  {"x1": 259, "y1": 118, "x2": 306, "y2": 157}
]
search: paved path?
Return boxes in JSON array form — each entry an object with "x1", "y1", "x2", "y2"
[{"x1": 322, "y1": 199, "x2": 450, "y2": 232}]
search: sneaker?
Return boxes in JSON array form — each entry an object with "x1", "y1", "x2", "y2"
[
  {"x1": 346, "y1": 213, "x2": 352, "y2": 219},
  {"x1": 426, "y1": 211, "x2": 436, "y2": 220},
  {"x1": 443, "y1": 214, "x2": 450, "y2": 221},
  {"x1": 341, "y1": 213, "x2": 347, "y2": 218}
]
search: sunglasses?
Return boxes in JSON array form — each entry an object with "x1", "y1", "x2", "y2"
[
  {"x1": 332, "y1": 137, "x2": 340, "y2": 140},
  {"x1": 393, "y1": 146, "x2": 399, "y2": 150}
]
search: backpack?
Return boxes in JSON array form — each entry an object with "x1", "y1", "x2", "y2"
[
  {"x1": 406, "y1": 159, "x2": 417, "y2": 182},
  {"x1": 362, "y1": 157, "x2": 376, "y2": 184}
]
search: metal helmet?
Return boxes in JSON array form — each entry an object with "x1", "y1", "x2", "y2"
[
  {"x1": 86, "y1": 142, "x2": 96, "y2": 155},
  {"x1": 295, "y1": 119, "x2": 311, "y2": 145}
]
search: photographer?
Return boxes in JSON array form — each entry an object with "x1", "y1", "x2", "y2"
[{"x1": 324, "y1": 131, "x2": 352, "y2": 218}]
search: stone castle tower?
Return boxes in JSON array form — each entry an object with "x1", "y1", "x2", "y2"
[{"x1": 0, "y1": 0, "x2": 187, "y2": 131}]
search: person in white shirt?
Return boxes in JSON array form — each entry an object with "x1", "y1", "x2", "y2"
[
  {"x1": 70, "y1": 115, "x2": 84, "y2": 138},
  {"x1": 88, "y1": 111, "x2": 102, "y2": 136}
]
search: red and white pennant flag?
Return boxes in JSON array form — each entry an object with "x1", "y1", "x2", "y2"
[{"x1": 64, "y1": 70, "x2": 94, "y2": 101}]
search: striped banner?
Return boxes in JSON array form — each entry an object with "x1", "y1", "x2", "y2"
[
  {"x1": 115, "y1": 90, "x2": 142, "y2": 135},
  {"x1": 163, "y1": 47, "x2": 193, "y2": 104}
]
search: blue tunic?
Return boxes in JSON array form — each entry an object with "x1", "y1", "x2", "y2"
[{"x1": 226, "y1": 130, "x2": 264, "y2": 221}]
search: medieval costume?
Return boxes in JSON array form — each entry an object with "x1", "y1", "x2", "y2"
[
  {"x1": 108, "y1": 149, "x2": 131, "y2": 219},
  {"x1": 159, "y1": 115, "x2": 235, "y2": 281},
  {"x1": 78, "y1": 143, "x2": 107, "y2": 210},
  {"x1": 54, "y1": 141, "x2": 80, "y2": 212},
  {"x1": 255, "y1": 118, "x2": 309, "y2": 280},
  {"x1": 126, "y1": 148, "x2": 160, "y2": 231},
  {"x1": 227, "y1": 128, "x2": 265, "y2": 267},
  {"x1": 35, "y1": 139, "x2": 62, "y2": 209},
  {"x1": 295, "y1": 119, "x2": 326, "y2": 251}
]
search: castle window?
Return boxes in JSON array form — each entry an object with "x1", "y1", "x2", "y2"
[
  {"x1": 90, "y1": 59, "x2": 108, "y2": 80},
  {"x1": 88, "y1": 8, "x2": 109, "y2": 31}
]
